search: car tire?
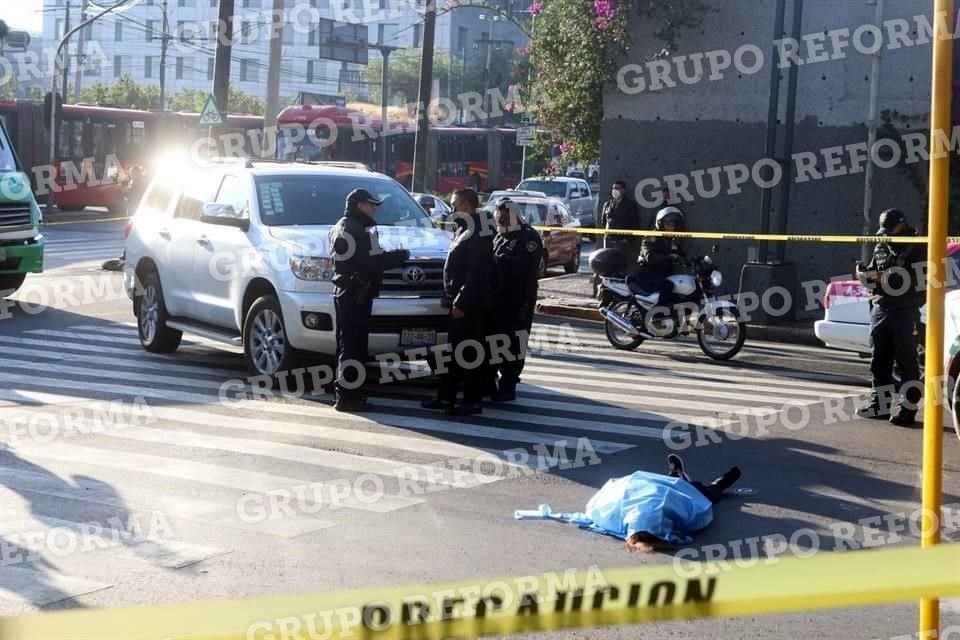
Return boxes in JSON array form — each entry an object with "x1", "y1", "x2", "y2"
[
  {"x1": 0, "y1": 273, "x2": 27, "y2": 297},
  {"x1": 564, "y1": 246, "x2": 581, "y2": 274},
  {"x1": 243, "y1": 295, "x2": 300, "y2": 380},
  {"x1": 136, "y1": 271, "x2": 182, "y2": 353}
]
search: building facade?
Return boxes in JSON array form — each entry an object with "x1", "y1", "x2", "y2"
[
  {"x1": 601, "y1": 0, "x2": 936, "y2": 291},
  {"x1": 40, "y1": 0, "x2": 530, "y2": 109}
]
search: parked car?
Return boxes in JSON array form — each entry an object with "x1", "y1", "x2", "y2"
[
  {"x1": 123, "y1": 158, "x2": 452, "y2": 377},
  {"x1": 486, "y1": 189, "x2": 548, "y2": 204},
  {"x1": 815, "y1": 243, "x2": 960, "y2": 357},
  {"x1": 516, "y1": 177, "x2": 598, "y2": 229},
  {"x1": 411, "y1": 193, "x2": 452, "y2": 227},
  {"x1": 482, "y1": 196, "x2": 582, "y2": 276}
]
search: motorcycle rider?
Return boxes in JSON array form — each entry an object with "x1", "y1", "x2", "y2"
[{"x1": 630, "y1": 206, "x2": 686, "y2": 306}]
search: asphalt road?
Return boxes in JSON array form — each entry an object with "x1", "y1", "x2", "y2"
[{"x1": 1, "y1": 218, "x2": 959, "y2": 638}]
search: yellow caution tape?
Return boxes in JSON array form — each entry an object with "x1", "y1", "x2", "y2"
[
  {"x1": 532, "y1": 226, "x2": 960, "y2": 244},
  {"x1": 1, "y1": 544, "x2": 958, "y2": 640}
]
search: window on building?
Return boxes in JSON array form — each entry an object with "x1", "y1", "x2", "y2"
[
  {"x1": 207, "y1": 58, "x2": 214, "y2": 81},
  {"x1": 176, "y1": 57, "x2": 193, "y2": 80},
  {"x1": 55, "y1": 19, "x2": 65, "y2": 39},
  {"x1": 83, "y1": 55, "x2": 101, "y2": 77},
  {"x1": 413, "y1": 24, "x2": 421, "y2": 48},
  {"x1": 240, "y1": 58, "x2": 259, "y2": 82},
  {"x1": 242, "y1": 0, "x2": 261, "y2": 7},
  {"x1": 178, "y1": 0, "x2": 195, "y2": 7},
  {"x1": 113, "y1": 55, "x2": 123, "y2": 78},
  {"x1": 308, "y1": 26, "x2": 318, "y2": 47},
  {"x1": 378, "y1": 23, "x2": 398, "y2": 46},
  {"x1": 146, "y1": 20, "x2": 157, "y2": 42},
  {"x1": 145, "y1": 55, "x2": 155, "y2": 78},
  {"x1": 282, "y1": 22, "x2": 294, "y2": 45},
  {"x1": 240, "y1": 20, "x2": 258, "y2": 44},
  {"x1": 210, "y1": 0, "x2": 217, "y2": 6},
  {"x1": 114, "y1": 22, "x2": 123, "y2": 42},
  {"x1": 307, "y1": 60, "x2": 321, "y2": 84},
  {"x1": 457, "y1": 26, "x2": 468, "y2": 52}
]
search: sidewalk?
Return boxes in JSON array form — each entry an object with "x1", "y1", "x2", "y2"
[{"x1": 535, "y1": 272, "x2": 822, "y2": 346}]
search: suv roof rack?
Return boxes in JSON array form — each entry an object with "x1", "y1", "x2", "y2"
[{"x1": 204, "y1": 157, "x2": 374, "y2": 171}]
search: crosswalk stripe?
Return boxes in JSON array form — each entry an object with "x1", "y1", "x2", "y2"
[
  {"x1": 0, "y1": 335, "x2": 245, "y2": 369},
  {"x1": 13, "y1": 441, "x2": 424, "y2": 513},
  {"x1": 23, "y1": 328, "x2": 241, "y2": 353},
  {"x1": 0, "y1": 509, "x2": 229, "y2": 570},
  {"x1": 0, "y1": 566, "x2": 112, "y2": 606},
  {"x1": 0, "y1": 466, "x2": 334, "y2": 538}
]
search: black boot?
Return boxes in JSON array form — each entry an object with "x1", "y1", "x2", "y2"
[
  {"x1": 711, "y1": 466, "x2": 742, "y2": 492},
  {"x1": 889, "y1": 409, "x2": 919, "y2": 428},
  {"x1": 856, "y1": 392, "x2": 893, "y2": 419}
]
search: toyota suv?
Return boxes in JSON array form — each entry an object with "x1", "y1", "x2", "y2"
[{"x1": 123, "y1": 158, "x2": 451, "y2": 376}]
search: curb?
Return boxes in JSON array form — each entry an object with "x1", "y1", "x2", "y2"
[
  {"x1": 42, "y1": 210, "x2": 130, "y2": 226},
  {"x1": 535, "y1": 302, "x2": 821, "y2": 346}
]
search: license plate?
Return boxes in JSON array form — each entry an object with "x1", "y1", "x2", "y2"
[{"x1": 400, "y1": 329, "x2": 436, "y2": 347}]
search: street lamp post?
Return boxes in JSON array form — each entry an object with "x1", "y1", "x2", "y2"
[
  {"x1": 478, "y1": 14, "x2": 501, "y2": 118},
  {"x1": 48, "y1": 0, "x2": 142, "y2": 208}
]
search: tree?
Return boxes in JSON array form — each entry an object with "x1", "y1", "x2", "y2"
[
  {"x1": 79, "y1": 74, "x2": 160, "y2": 110},
  {"x1": 521, "y1": 0, "x2": 712, "y2": 165}
]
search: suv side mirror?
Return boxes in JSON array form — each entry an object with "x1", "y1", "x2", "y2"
[{"x1": 201, "y1": 203, "x2": 250, "y2": 231}]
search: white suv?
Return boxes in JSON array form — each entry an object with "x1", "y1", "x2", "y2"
[{"x1": 123, "y1": 159, "x2": 452, "y2": 376}]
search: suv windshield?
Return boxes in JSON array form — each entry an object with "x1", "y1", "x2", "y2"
[
  {"x1": 517, "y1": 180, "x2": 566, "y2": 198},
  {"x1": 0, "y1": 123, "x2": 19, "y2": 172},
  {"x1": 254, "y1": 175, "x2": 434, "y2": 227}
]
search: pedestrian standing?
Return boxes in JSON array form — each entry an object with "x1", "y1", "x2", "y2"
[
  {"x1": 855, "y1": 209, "x2": 926, "y2": 427},
  {"x1": 422, "y1": 188, "x2": 494, "y2": 416},
  {"x1": 600, "y1": 180, "x2": 641, "y2": 264},
  {"x1": 328, "y1": 188, "x2": 410, "y2": 412},
  {"x1": 489, "y1": 198, "x2": 543, "y2": 402}
]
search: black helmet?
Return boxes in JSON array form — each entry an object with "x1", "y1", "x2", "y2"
[{"x1": 655, "y1": 206, "x2": 684, "y2": 231}]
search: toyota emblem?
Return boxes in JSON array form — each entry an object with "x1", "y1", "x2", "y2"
[{"x1": 402, "y1": 266, "x2": 425, "y2": 283}]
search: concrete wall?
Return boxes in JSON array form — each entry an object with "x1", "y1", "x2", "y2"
[{"x1": 601, "y1": 0, "x2": 937, "y2": 292}]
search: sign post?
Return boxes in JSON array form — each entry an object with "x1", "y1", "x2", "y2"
[
  {"x1": 517, "y1": 124, "x2": 535, "y2": 181},
  {"x1": 199, "y1": 93, "x2": 226, "y2": 158}
]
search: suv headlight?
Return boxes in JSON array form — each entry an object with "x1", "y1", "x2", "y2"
[
  {"x1": 710, "y1": 270, "x2": 723, "y2": 288},
  {"x1": 290, "y1": 256, "x2": 335, "y2": 281}
]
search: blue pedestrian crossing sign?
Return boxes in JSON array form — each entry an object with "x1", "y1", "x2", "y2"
[{"x1": 199, "y1": 94, "x2": 226, "y2": 126}]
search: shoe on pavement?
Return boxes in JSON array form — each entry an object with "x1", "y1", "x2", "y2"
[
  {"x1": 856, "y1": 403, "x2": 890, "y2": 420},
  {"x1": 712, "y1": 466, "x2": 742, "y2": 492},
  {"x1": 667, "y1": 454, "x2": 690, "y2": 481},
  {"x1": 334, "y1": 397, "x2": 370, "y2": 413},
  {"x1": 447, "y1": 402, "x2": 482, "y2": 416},
  {"x1": 421, "y1": 397, "x2": 454, "y2": 410},
  {"x1": 889, "y1": 411, "x2": 920, "y2": 428},
  {"x1": 492, "y1": 388, "x2": 517, "y2": 403}
]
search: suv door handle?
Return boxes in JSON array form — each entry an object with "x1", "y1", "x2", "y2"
[
  {"x1": 197, "y1": 236, "x2": 211, "y2": 247},
  {"x1": 158, "y1": 228, "x2": 171, "y2": 240}
]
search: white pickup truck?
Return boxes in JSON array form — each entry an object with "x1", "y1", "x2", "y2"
[{"x1": 516, "y1": 177, "x2": 598, "y2": 228}]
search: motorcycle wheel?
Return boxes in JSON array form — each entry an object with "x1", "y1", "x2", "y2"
[
  {"x1": 604, "y1": 300, "x2": 644, "y2": 351},
  {"x1": 697, "y1": 305, "x2": 746, "y2": 360}
]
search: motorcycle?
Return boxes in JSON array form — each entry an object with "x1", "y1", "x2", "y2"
[{"x1": 591, "y1": 246, "x2": 747, "y2": 360}]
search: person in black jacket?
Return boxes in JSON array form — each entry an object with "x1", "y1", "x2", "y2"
[
  {"x1": 328, "y1": 188, "x2": 410, "y2": 412},
  {"x1": 630, "y1": 206, "x2": 686, "y2": 305},
  {"x1": 856, "y1": 209, "x2": 927, "y2": 427},
  {"x1": 601, "y1": 180, "x2": 642, "y2": 262},
  {"x1": 489, "y1": 198, "x2": 543, "y2": 402},
  {"x1": 422, "y1": 188, "x2": 494, "y2": 416}
]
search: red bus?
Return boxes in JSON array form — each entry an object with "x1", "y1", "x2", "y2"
[{"x1": 276, "y1": 104, "x2": 521, "y2": 194}]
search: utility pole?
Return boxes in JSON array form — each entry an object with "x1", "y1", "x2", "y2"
[
  {"x1": 480, "y1": 14, "x2": 499, "y2": 118},
  {"x1": 61, "y1": 0, "x2": 71, "y2": 102},
  {"x1": 73, "y1": 0, "x2": 88, "y2": 101},
  {"x1": 378, "y1": 46, "x2": 395, "y2": 174},
  {"x1": 264, "y1": 0, "x2": 283, "y2": 156},
  {"x1": 411, "y1": 0, "x2": 435, "y2": 192},
  {"x1": 862, "y1": 0, "x2": 885, "y2": 262},
  {"x1": 212, "y1": 0, "x2": 236, "y2": 155},
  {"x1": 159, "y1": 0, "x2": 169, "y2": 110}
]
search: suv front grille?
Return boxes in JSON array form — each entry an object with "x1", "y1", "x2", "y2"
[
  {"x1": 369, "y1": 314, "x2": 449, "y2": 333},
  {"x1": 0, "y1": 202, "x2": 32, "y2": 229},
  {"x1": 380, "y1": 259, "x2": 445, "y2": 297}
]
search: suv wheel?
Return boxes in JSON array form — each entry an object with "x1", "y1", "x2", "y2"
[
  {"x1": 0, "y1": 274, "x2": 26, "y2": 297},
  {"x1": 244, "y1": 295, "x2": 298, "y2": 377},
  {"x1": 137, "y1": 271, "x2": 182, "y2": 353},
  {"x1": 564, "y1": 246, "x2": 581, "y2": 274}
]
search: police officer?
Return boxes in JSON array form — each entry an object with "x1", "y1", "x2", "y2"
[
  {"x1": 490, "y1": 198, "x2": 543, "y2": 402},
  {"x1": 422, "y1": 188, "x2": 494, "y2": 416},
  {"x1": 631, "y1": 206, "x2": 686, "y2": 306},
  {"x1": 856, "y1": 208, "x2": 926, "y2": 427},
  {"x1": 328, "y1": 188, "x2": 409, "y2": 412},
  {"x1": 601, "y1": 180, "x2": 641, "y2": 260}
]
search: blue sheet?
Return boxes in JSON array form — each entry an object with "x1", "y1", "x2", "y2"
[{"x1": 515, "y1": 471, "x2": 715, "y2": 545}]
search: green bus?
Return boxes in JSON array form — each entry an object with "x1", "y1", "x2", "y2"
[{"x1": 0, "y1": 111, "x2": 43, "y2": 296}]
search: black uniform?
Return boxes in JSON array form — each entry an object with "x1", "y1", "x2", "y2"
[
  {"x1": 601, "y1": 196, "x2": 642, "y2": 262},
  {"x1": 491, "y1": 224, "x2": 543, "y2": 393},
  {"x1": 631, "y1": 236, "x2": 684, "y2": 303},
  {"x1": 861, "y1": 225, "x2": 926, "y2": 419},
  {"x1": 436, "y1": 212, "x2": 494, "y2": 405},
  {"x1": 328, "y1": 206, "x2": 408, "y2": 404}
]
